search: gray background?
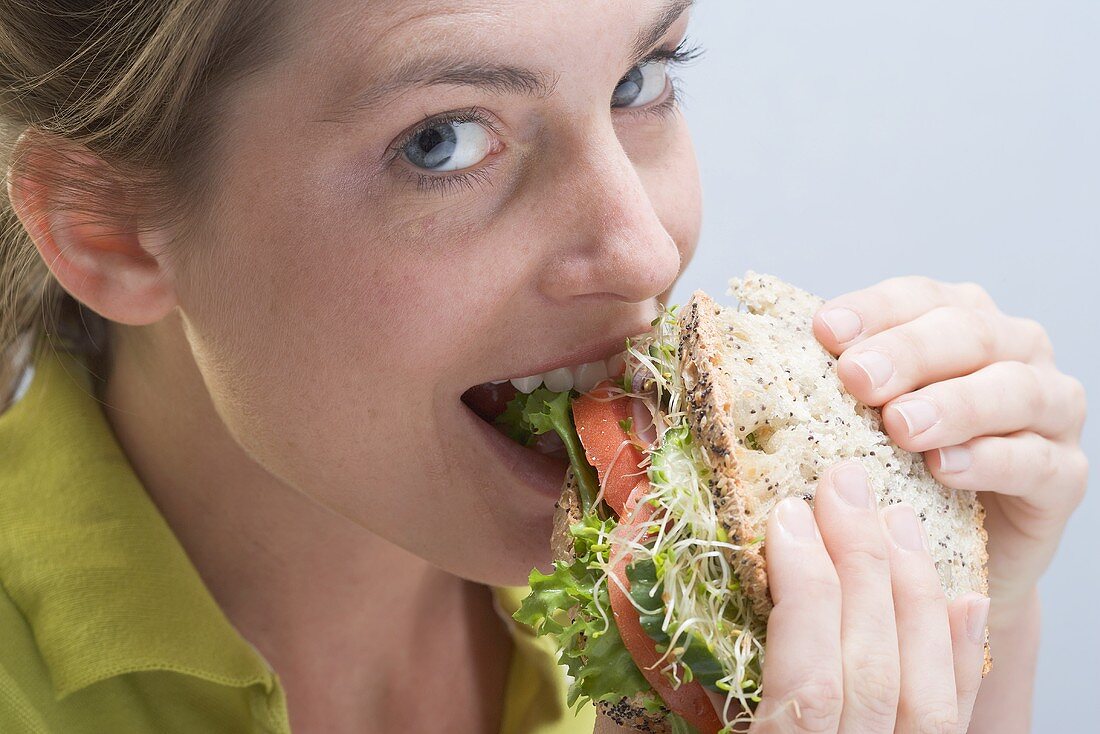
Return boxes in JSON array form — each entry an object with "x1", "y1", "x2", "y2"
[{"x1": 669, "y1": 2, "x2": 1098, "y2": 731}]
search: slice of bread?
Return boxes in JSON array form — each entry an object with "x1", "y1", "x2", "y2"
[
  {"x1": 552, "y1": 468, "x2": 583, "y2": 565},
  {"x1": 679, "y1": 271, "x2": 990, "y2": 674}
]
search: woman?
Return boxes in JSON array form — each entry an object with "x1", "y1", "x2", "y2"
[{"x1": 0, "y1": 1, "x2": 1087, "y2": 732}]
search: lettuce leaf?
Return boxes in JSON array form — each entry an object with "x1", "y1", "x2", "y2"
[
  {"x1": 667, "y1": 712, "x2": 703, "y2": 734},
  {"x1": 494, "y1": 387, "x2": 600, "y2": 514},
  {"x1": 514, "y1": 513, "x2": 663, "y2": 713},
  {"x1": 628, "y1": 558, "x2": 727, "y2": 691}
]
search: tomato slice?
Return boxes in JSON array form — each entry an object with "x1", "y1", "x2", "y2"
[
  {"x1": 572, "y1": 379, "x2": 723, "y2": 731},
  {"x1": 572, "y1": 379, "x2": 648, "y2": 518},
  {"x1": 607, "y1": 482, "x2": 724, "y2": 734}
]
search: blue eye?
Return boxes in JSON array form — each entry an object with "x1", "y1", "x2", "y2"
[
  {"x1": 401, "y1": 119, "x2": 492, "y2": 172},
  {"x1": 611, "y1": 60, "x2": 669, "y2": 108}
]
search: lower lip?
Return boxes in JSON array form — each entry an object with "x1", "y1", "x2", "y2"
[{"x1": 458, "y1": 401, "x2": 570, "y2": 500}]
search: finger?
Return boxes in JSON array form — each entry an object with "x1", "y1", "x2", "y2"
[
  {"x1": 811, "y1": 461, "x2": 900, "y2": 732},
  {"x1": 882, "y1": 504, "x2": 960, "y2": 734},
  {"x1": 832, "y1": 307, "x2": 1055, "y2": 406},
  {"x1": 750, "y1": 498, "x2": 843, "y2": 733},
  {"x1": 813, "y1": 276, "x2": 1001, "y2": 354},
  {"x1": 946, "y1": 593, "x2": 990, "y2": 733},
  {"x1": 879, "y1": 362, "x2": 1086, "y2": 452},
  {"x1": 924, "y1": 431, "x2": 1089, "y2": 511}
]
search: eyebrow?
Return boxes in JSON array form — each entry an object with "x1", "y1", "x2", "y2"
[{"x1": 329, "y1": 0, "x2": 695, "y2": 119}]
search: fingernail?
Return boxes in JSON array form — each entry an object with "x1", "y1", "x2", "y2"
[
  {"x1": 819, "y1": 307, "x2": 862, "y2": 343},
  {"x1": 884, "y1": 504, "x2": 925, "y2": 552},
  {"x1": 937, "y1": 445, "x2": 972, "y2": 473},
  {"x1": 966, "y1": 596, "x2": 990, "y2": 644},
  {"x1": 850, "y1": 350, "x2": 894, "y2": 389},
  {"x1": 893, "y1": 398, "x2": 940, "y2": 437},
  {"x1": 777, "y1": 498, "x2": 818, "y2": 541},
  {"x1": 832, "y1": 461, "x2": 870, "y2": 508}
]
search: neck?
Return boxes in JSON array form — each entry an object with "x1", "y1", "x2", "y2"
[{"x1": 96, "y1": 317, "x2": 511, "y2": 732}]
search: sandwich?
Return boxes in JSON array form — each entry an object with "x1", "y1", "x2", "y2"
[{"x1": 499, "y1": 271, "x2": 989, "y2": 734}]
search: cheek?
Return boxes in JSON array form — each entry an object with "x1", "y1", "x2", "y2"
[
  {"x1": 179, "y1": 174, "x2": 515, "y2": 471},
  {"x1": 174, "y1": 204, "x2": 475, "y2": 538},
  {"x1": 167, "y1": 86, "x2": 560, "y2": 583},
  {"x1": 190, "y1": 120, "x2": 478, "y2": 378},
  {"x1": 263, "y1": 200, "x2": 486, "y2": 371}
]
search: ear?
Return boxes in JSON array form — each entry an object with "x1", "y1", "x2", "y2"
[{"x1": 6, "y1": 130, "x2": 179, "y2": 326}]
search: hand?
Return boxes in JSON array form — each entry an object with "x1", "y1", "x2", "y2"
[
  {"x1": 748, "y1": 461, "x2": 987, "y2": 733},
  {"x1": 811, "y1": 276, "x2": 1088, "y2": 613},
  {"x1": 593, "y1": 461, "x2": 988, "y2": 734}
]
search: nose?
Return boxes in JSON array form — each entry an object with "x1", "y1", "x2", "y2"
[{"x1": 536, "y1": 127, "x2": 682, "y2": 305}]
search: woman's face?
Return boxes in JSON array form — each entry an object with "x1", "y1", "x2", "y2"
[{"x1": 176, "y1": 0, "x2": 701, "y2": 585}]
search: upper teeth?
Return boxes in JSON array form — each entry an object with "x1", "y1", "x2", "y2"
[
  {"x1": 543, "y1": 367, "x2": 574, "y2": 392},
  {"x1": 509, "y1": 356, "x2": 616, "y2": 394}
]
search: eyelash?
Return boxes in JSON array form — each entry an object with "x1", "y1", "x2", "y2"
[{"x1": 390, "y1": 37, "x2": 705, "y2": 198}]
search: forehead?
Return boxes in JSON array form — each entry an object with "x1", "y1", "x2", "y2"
[
  {"x1": 289, "y1": 0, "x2": 690, "y2": 110},
  {"x1": 317, "y1": 0, "x2": 520, "y2": 52}
]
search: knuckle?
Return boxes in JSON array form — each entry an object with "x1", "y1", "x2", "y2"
[
  {"x1": 890, "y1": 326, "x2": 931, "y2": 375},
  {"x1": 974, "y1": 309, "x2": 1002, "y2": 357},
  {"x1": 858, "y1": 288, "x2": 896, "y2": 324},
  {"x1": 910, "y1": 274, "x2": 942, "y2": 292},
  {"x1": 1065, "y1": 374, "x2": 1088, "y2": 433},
  {"x1": 786, "y1": 674, "x2": 845, "y2": 732},
  {"x1": 1018, "y1": 362, "x2": 1048, "y2": 418},
  {"x1": 1036, "y1": 434, "x2": 1059, "y2": 486},
  {"x1": 873, "y1": 274, "x2": 937, "y2": 315},
  {"x1": 937, "y1": 379, "x2": 978, "y2": 433},
  {"x1": 1067, "y1": 450, "x2": 1089, "y2": 509},
  {"x1": 1017, "y1": 316, "x2": 1054, "y2": 360},
  {"x1": 797, "y1": 570, "x2": 843, "y2": 607},
  {"x1": 899, "y1": 572, "x2": 948, "y2": 608},
  {"x1": 985, "y1": 361, "x2": 1042, "y2": 421},
  {"x1": 1001, "y1": 432, "x2": 1036, "y2": 482},
  {"x1": 772, "y1": 562, "x2": 841, "y2": 609},
  {"x1": 835, "y1": 539, "x2": 892, "y2": 571},
  {"x1": 847, "y1": 650, "x2": 901, "y2": 721},
  {"x1": 1071, "y1": 374, "x2": 1088, "y2": 410},
  {"x1": 911, "y1": 701, "x2": 960, "y2": 734},
  {"x1": 988, "y1": 435, "x2": 1017, "y2": 478},
  {"x1": 884, "y1": 274, "x2": 932, "y2": 291},
  {"x1": 954, "y1": 280, "x2": 997, "y2": 311},
  {"x1": 916, "y1": 581, "x2": 949, "y2": 609},
  {"x1": 958, "y1": 306, "x2": 998, "y2": 357}
]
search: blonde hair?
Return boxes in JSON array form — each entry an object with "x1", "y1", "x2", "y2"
[{"x1": 0, "y1": 0, "x2": 290, "y2": 403}]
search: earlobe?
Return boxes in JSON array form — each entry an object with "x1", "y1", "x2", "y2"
[{"x1": 6, "y1": 137, "x2": 179, "y2": 327}]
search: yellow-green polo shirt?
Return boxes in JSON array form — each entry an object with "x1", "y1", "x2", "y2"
[{"x1": 0, "y1": 336, "x2": 596, "y2": 733}]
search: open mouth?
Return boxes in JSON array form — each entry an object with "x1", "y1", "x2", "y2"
[{"x1": 460, "y1": 351, "x2": 627, "y2": 462}]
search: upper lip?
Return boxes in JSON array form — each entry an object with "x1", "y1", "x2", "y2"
[{"x1": 480, "y1": 325, "x2": 654, "y2": 386}]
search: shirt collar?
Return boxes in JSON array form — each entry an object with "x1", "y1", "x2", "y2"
[{"x1": 0, "y1": 334, "x2": 275, "y2": 701}]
